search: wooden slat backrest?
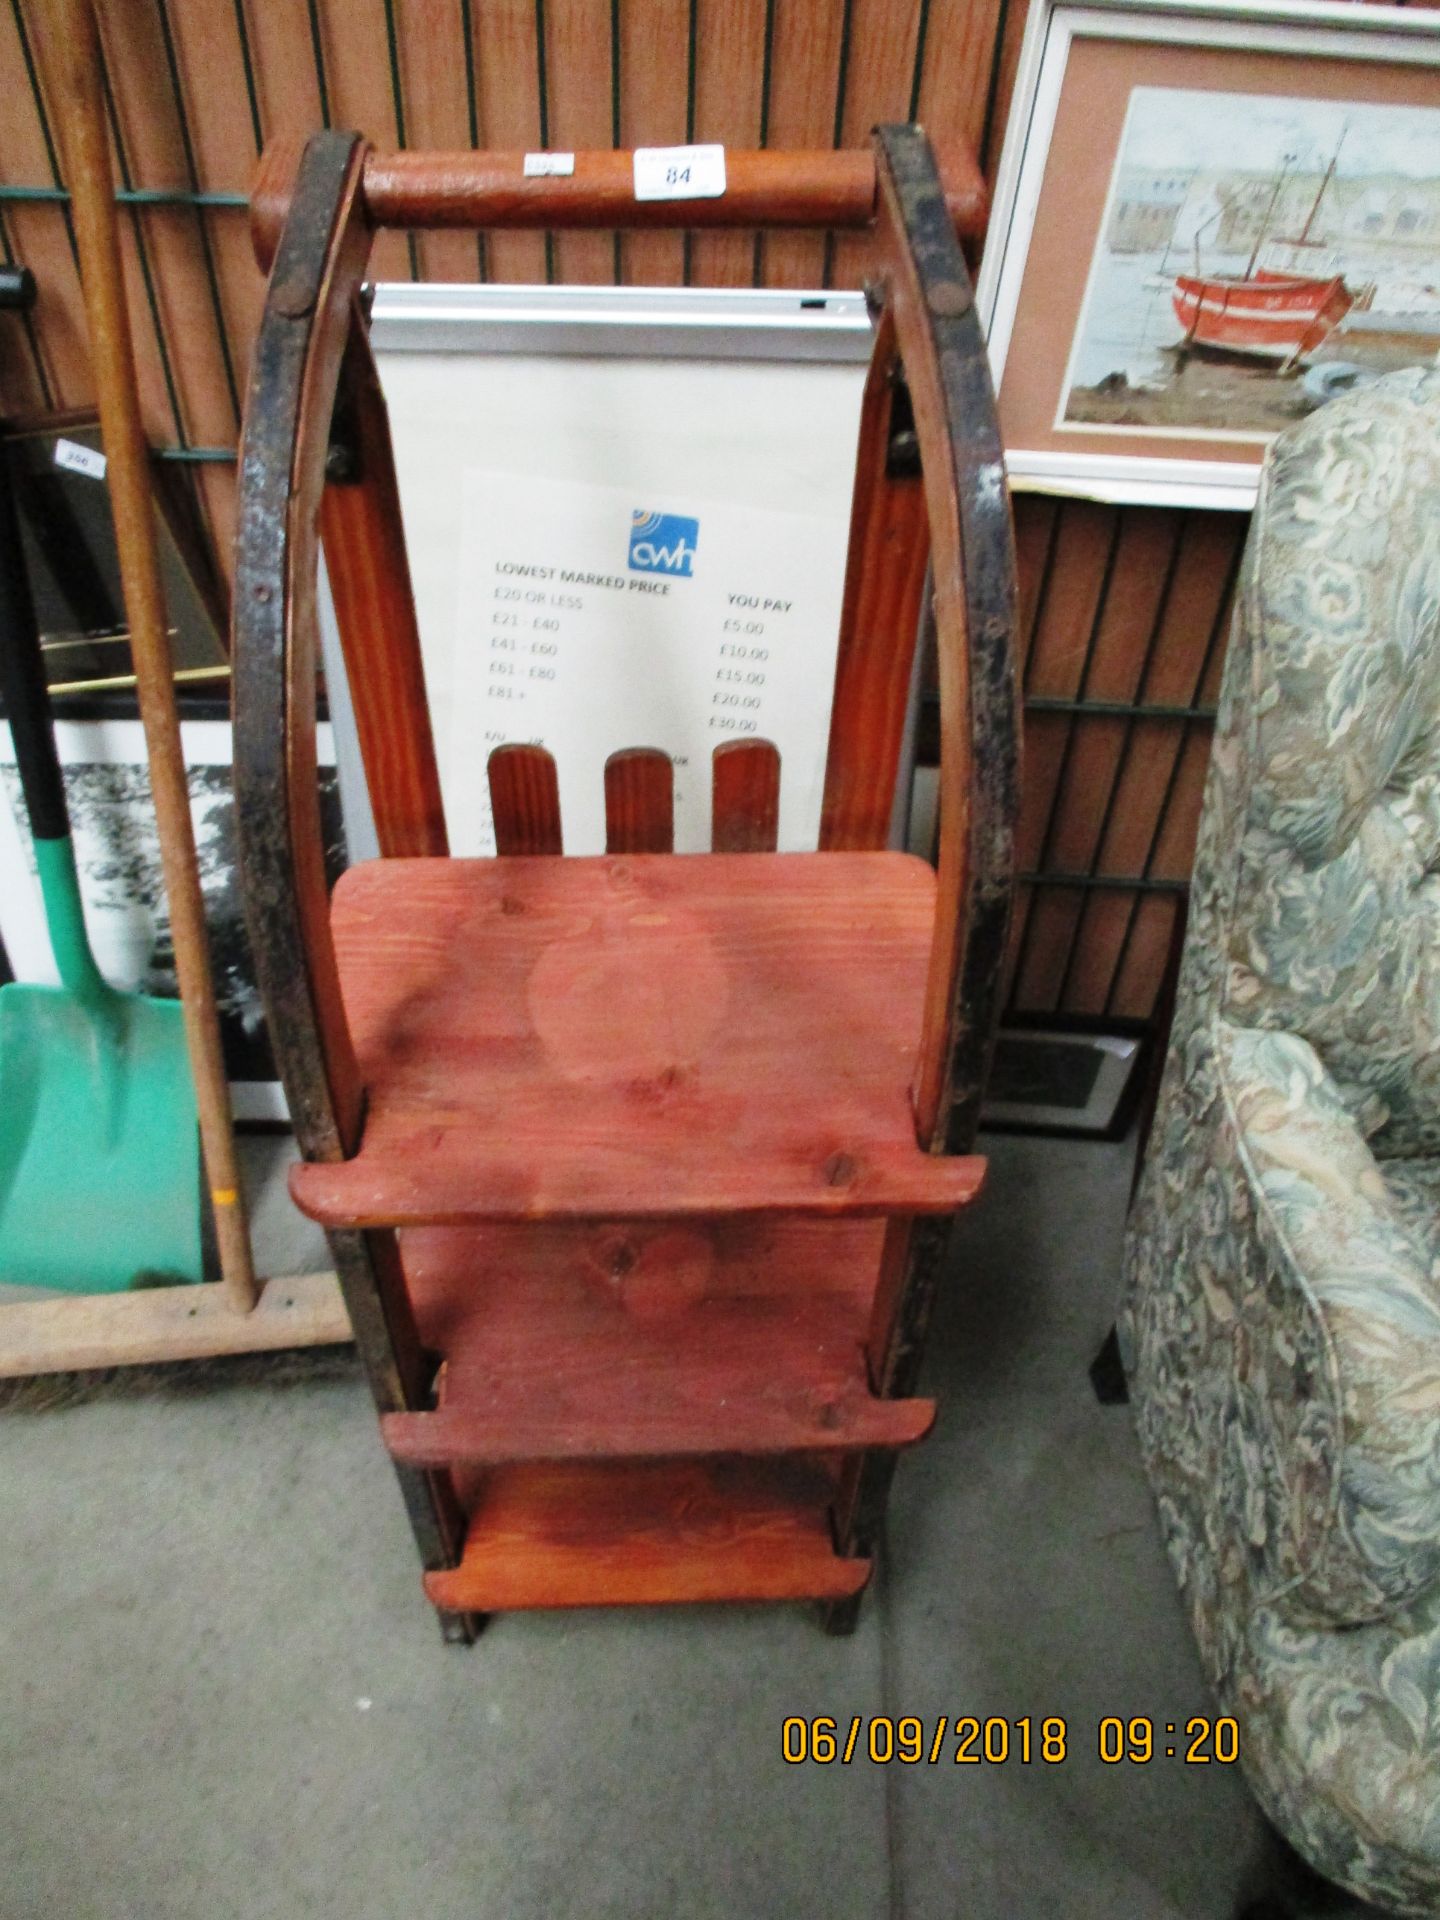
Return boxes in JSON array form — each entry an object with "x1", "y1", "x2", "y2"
[
  {"x1": 712, "y1": 739, "x2": 781, "y2": 853},
  {"x1": 488, "y1": 743, "x2": 563, "y2": 855},
  {"x1": 818, "y1": 302, "x2": 932, "y2": 851},
  {"x1": 486, "y1": 738, "x2": 784, "y2": 856},
  {"x1": 320, "y1": 314, "x2": 448, "y2": 860},
  {"x1": 604, "y1": 747, "x2": 675, "y2": 854}
]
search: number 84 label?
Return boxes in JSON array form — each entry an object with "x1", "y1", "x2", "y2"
[{"x1": 633, "y1": 144, "x2": 726, "y2": 202}]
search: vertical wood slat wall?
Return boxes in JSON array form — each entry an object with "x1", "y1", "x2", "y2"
[
  {"x1": 0, "y1": 0, "x2": 1262, "y2": 1024},
  {"x1": 1003, "y1": 496, "x2": 1243, "y2": 1022}
]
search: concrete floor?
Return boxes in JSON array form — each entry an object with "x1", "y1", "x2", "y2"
[{"x1": 0, "y1": 1131, "x2": 1289, "y2": 1919}]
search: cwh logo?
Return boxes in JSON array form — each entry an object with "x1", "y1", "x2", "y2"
[{"x1": 629, "y1": 509, "x2": 699, "y2": 578}]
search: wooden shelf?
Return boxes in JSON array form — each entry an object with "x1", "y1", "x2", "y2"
[
  {"x1": 229, "y1": 125, "x2": 1016, "y2": 1626},
  {"x1": 423, "y1": 1459, "x2": 871, "y2": 1612},
  {"x1": 289, "y1": 852, "x2": 985, "y2": 1228},
  {"x1": 383, "y1": 1389, "x2": 931, "y2": 1468},
  {"x1": 390, "y1": 1221, "x2": 902, "y2": 1611},
  {"x1": 392, "y1": 1217, "x2": 932, "y2": 1469}
]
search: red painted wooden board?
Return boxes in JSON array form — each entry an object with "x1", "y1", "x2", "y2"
[
  {"x1": 402, "y1": 1213, "x2": 887, "y2": 1344},
  {"x1": 381, "y1": 1218, "x2": 934, "y2": 1467},
  {"x1": 423, "y1": 1458, "x2": 871, "y2": 1611},
  {"x1": 290, "y1": 853, "x2": 987, "y2": 1227},
  {"x1": 488, "y1": 744, "x2": 563, "y2": 856},
  {"x1": 604, "y1": 747, "x2": 675, "y2": 854},
  {"x1": 387, "y1": 1388, "x2": 931, "y2": 1467},
  {"x1": 711, "y1": 739, "x2": 781, "y2": 853}
]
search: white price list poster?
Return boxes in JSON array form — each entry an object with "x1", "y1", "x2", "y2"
[{"x1": 447, "y1": 472, "x2": 848, "y2": 856}]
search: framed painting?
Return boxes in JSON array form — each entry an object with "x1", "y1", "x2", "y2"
[{"x1": 977, "y1": 0, "x2": 1440, "y2": 508}]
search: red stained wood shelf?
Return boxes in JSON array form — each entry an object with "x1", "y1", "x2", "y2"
[
  {"x1": 423, "y1": 1459, "x2": 871, "y2": 1612},
  {"x1": 290, "y1": 853, "x2": 985, "y2": 1229},
  {"x1": 386, "y1": 1392, "x2": 931, "y2": 1468}
]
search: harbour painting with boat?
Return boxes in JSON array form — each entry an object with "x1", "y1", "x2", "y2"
[{"x1": 1061, "y1": 89, "x2": 1440, "y2": 438}]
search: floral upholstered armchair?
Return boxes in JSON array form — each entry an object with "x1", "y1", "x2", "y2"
[{"x1": 1121, "y1": 365, "x2": 1440, "y2": 1917}]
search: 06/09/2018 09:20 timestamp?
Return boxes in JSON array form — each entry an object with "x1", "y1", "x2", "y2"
[{"x1": 780, "y1": 1716, "x2": 1239, "y2": 1766}]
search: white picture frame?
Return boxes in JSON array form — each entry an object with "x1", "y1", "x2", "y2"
[{"x1": 976, "y1": 0, "x2": 1440, "y2": 509}]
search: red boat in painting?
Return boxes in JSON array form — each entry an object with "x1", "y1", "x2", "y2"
[
  {"x1": 1171, "y1": 268, "x2": 1354, "y2": 364},
  {"x1": 1170, "y1": 135, "x2": 1359, "y2": 368}
]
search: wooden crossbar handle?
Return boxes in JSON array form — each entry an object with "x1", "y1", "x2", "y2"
[{"x1": 252, "y1": 141, "x2": 987, "y2": 268}]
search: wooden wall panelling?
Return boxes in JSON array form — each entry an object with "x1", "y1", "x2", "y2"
[
  {"x1": 302, "y1": 2, "x2": 413, "y2": 285},
  {"x1": 95, "y1": 0, "x2": 255, "y2": 574},
  {"x1": 0, "y1": 3, "x2": 89, "y2": 415},
  {"x1": 15, "y1": 1, "x2": 231, "y2": 580},
  {"x1": 618, "y1": 0, "x2": 690, "y2": 286},
  {"x1": 219, "y1": 0, "x2": 340, "y2": 420},
  {"x1": 756, "y1": 0, "x2": 846, "y2": 287},
  {"x1": 1002, "y1": 497, "x2": 1116, "y2": 1008},
  {"x1": 914, "y1": 0, "x2": 1003, "y2": 151},
  {"x1": 391, "y1": 0, "x2": 488, "y2": 282},
  {"x1": 165, "y1": 3, "x2": 264, "y2": 182},
  {"x1": 1014, "y1": 507, "x2": 1183, "y2": 1013},
  {"x1": 544, "y1": 0, "x2": 621, "y2": 284},
  {"x1": 1063, "y1": 513, "x2": 1245, "y2": 1018},
  {"x1": 1095, "y1": 520, "x2": 1241, "y2": 1020},
  {"x1": 1104, "y1": 529, "x2": 1242, "y2": 1017},
  {"x1": 827, "y1": 0, "x2": 923, "y2": 290},
  {"x1": 913, "y1": 0, "x2": 1007, "y2": 190},
  {"x1": 12, "y1": 11, "x2": 140, "y2": 431},
  {"x1": 1048, "y1": 510, "x2": 1190, "y2": 1017},
  {"x1": 689, "y1": 0, "x2": 770, "y2": 288},
  {"x1": 470, "y1": 0, "x2": 548, "y2": 282},
  {"x1": 161, "y1": 2, "x2": 265, "y2": 328},
  {"x1": 1010, "y1": 493, "x2": 1059, "y2": 679},
  {"x1": 443, "y1": 0, "x2": 490, "y2": 283},
  {"x1": 234, "y1": 0, "x2": 328, "y2": 142},
  {"x1": 162, "y1": 0, "x2": 270, "y2": 572},
  {"x1": 1109, "y1": 729, "x2": 1209, "y2": 1015},
  {"x1": 1121, "y1": 560, "x2": 1236, "y2": 1006}
]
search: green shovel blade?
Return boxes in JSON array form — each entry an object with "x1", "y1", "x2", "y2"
[
  {"x1": 0, "y1": 848, "x2": 203, "y2": 1293},
  {"x1": 0, "y1": 981, "x2": 203, "y2": 1291}
]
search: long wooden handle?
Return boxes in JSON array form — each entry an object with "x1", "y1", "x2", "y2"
[
  {"x1": 251, "y1": 141, "x2": 988, "y2": 268},
  {"x1": 46, "y1": 0, "x2": 257, "y2": 1313}
]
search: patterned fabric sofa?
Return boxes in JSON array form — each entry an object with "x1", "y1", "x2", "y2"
[{"x1": 1120, "y1": 365, "x2": 1440, "y2": 1916}]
